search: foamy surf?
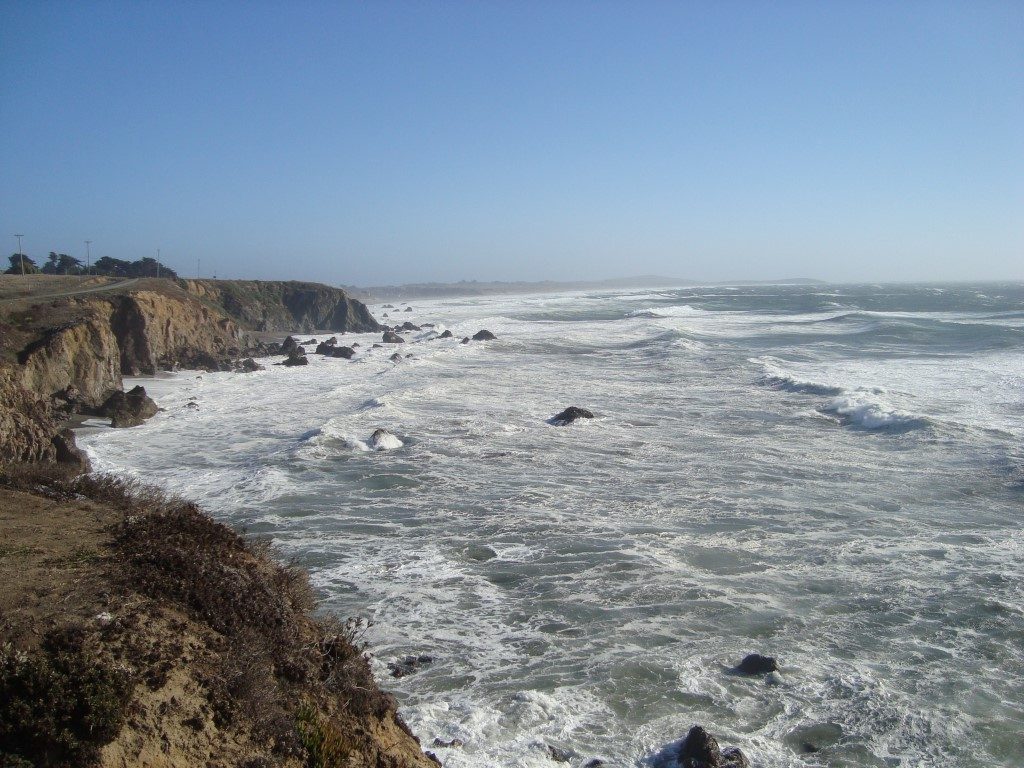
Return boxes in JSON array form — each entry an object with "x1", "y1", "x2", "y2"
[{"x1": 76, "y1": 282, "x2": 1024, "y2": 768}]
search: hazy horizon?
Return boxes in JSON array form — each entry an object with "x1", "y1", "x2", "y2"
[{"x1": 2, "y1": 2, "x2": 1021, "y2": 285}]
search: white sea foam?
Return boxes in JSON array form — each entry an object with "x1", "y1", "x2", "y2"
[
  {"x1": 820, "y1": 391, "x2": 929, "y2": 430},
  {"x1": 75, "y1": 283, "x2": 1024, "y2": 768},
  {"x1": 627, "y1": 304, "x2": 704, "y2": 318}
]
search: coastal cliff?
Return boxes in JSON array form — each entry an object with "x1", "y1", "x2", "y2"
[
  {"x1": 1, "y1": 275, "x2": 431, "y2": 767},
  {"x1": 182, "y1": 279, "x2": 383, "y2": 333},
  {"x1": 0, "y1": 276, "x2": 382, "y2": 466}
]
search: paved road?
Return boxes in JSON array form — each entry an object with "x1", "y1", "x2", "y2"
[{"x1": 0, "y1": 278, "x2": 140, "y2": 305}]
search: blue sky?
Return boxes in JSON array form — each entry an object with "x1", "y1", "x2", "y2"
[{"x1": 1, "y1": 1, "x2": 1021, "y2": 284}]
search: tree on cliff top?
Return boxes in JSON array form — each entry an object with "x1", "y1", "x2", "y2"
[
  {"x1": 92, "y1": 256, "x2": 177, "y2": 278},
  {"x1": 41, "y1": 253, "x2": 84, "y2": 275},
  {"x1": 5, "y1": 254, "x2": 39, "y2": 274}
]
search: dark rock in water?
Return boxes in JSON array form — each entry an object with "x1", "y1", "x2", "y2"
[
  {"x1": 315, "y1": 338, "x2": 338, "y2": 354},
  {"x1": 405, "y1": 353, "x2": 413, "y2": 358},
  {"x1": 282, "y1": 348, "x2": 308, "y2": 366},
  {"x1": 735, "y1": 653, "x2": 779, "y2": 675},
  {"x1": 404, "y1": 306, "x2": 413, "y2": 312},
  {"x1": 185, "y1": 401, "x2": 200, "y2": 410},
  {"x1": 281, "y1": 335, "x2": 298, "y2": 353},
  {"x1": 101, "y1": 385, "x2": 159, "y2": 428},
  {"x1": 327, "y1": 346, "x2": 356, "y2": 359},
  {"x1": 471, "y1": 329, "x2": 496, "y2": 341},
  {"x1": 422, "y1": 323, "x2": 435, "y2": 328},
  {"x1": 237, "y1": 357, "x2": 264, "y2": 372},
  {"x1": 677, "y1": 726, "x2": 748, "y2": 768},
  {"x1": 439, "y1": 329, "x2": 453, "y2": 338},
  {"x1": 372, "y1": 343, "x2": 382, "y2": 348},
  {"x1": 53, "y1": 428, "x2": 89, "y2": 470},
  {"x1": 382, "y1": 304, "x2": 395, "y2": 308},
  {"x1": 547, "y1": 745, "x2": 573, "y2": 762},
  {"x1": 382, "y1": 312, "x2": 389, "y2": 318},
  {"x1": 383, "y1": 331, "x2": 405, "y2": 344},
  {"x1": 300, "y1": 338, "x2": 316, "y2": 345},
  {"x1": 432, "y1": 738, "x2": 464, "y2": 749},
  {"x1": 583, "y1": 760, "x2": 605, "y2": 768},
  {"x1": 460, "y1": 337, "x2": 470, "y2": 344},
  {"x1": 390, "y1": 352, "x2": 402, "y2": 362},
  {"x1": 550, "y1": 406, "x2": 594, "y2": 425},
  {"x1": 401, "y1": 321, "x2": 422, "y2": 331},
  {"x1": 351, "y1": 342, "x2": 360, "y2": 348},
  {"x1": 388, "y1": 654, "x2": 433, "y2": 678}
]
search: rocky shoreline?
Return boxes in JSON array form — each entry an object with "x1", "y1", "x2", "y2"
[
  {"x1": 0, "y1": 276, "x2": 437, "y2": 767},
  {"x1": 1, "y1": 275, "x2": 759, "y2": 767}
]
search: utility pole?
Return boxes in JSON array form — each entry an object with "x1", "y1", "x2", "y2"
[
  {"x1": 157, "y1": 248, "x2": 161, "y2": 278},
  {"x1": 197, "y1": 257, "x2": 200, "y2": 279},
  {"x1": 85, "y1": 240, "x2": 92, "y2": 274},
  {"x1": 14, "y1": 234, "x2": 24, "y2": 275}
]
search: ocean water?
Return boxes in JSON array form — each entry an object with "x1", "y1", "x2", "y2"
[{"x1": 78, "y1": 282, "x2": 1024, "y2": 767}]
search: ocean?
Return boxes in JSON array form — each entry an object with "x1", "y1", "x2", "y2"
[{"x1": 78, "y1": 282, "x2": 1024, "y2": 767}]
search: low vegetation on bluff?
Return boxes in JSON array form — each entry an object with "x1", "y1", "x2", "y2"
[{"x1": 0, "y1": 470, "x2": 436, "y2": 768}]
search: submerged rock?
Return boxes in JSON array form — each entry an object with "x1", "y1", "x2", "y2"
[
  {"x1": 432, "y1": 738, "x2": 464, "y2": 749},
  {"x1": 388, "y1": 654, "x2": 432, "y2": 678},
  {"x1": 390, "y1": 353, "x2": 402, "y2": 363},
  {"x1": 368, "y1": 428, "x2": 404, "y2": 451},
  {"x1": 678, "y1": 726, "x2": 749, "y2": 768},
  {"x1": 735, "y1": 653, "x2": 779, "y2": 675},
  {"x1": 101, "y1": 385, "x2": 159, "y2": 428},
  {"x1": 547, "y1": 745, "x2": 574, "y2": 762},
  {"x1": 471, "y1": 329, "x2": 496, "y2": 341},
  {"x1": 550, "y1": 406, "x2": 594, "y2": 425}
]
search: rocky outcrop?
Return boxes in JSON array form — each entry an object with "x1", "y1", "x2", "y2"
[
  {"x1": 109, "y1": 292, "x2": 245, "y2": 376},
  {"x1": 182, "y1": 279, "x2": 382, "y2": 333},
  {"x1": 0, "y1": 370, "x2": 89, "y2": 471},
  {"x1": 383, "y1": 331, "x2": 405, "y2": 344},
  {"x1": 17, "y1": 307, "x2": 122, "y2": 408},
  {"x1": 472, "y1": 329, "x2": 496, "y2": 341},
  {"x1": 678, "y1": 726, "x2": 749, "y2": 768},
  {"x1": 99, "y1": 385, "x2": 159, "y2": 428}
]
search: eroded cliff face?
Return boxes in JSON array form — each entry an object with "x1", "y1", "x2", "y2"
[
  {"x1": 17, "y1": 304, "x2": 122, "y2": 407},
  {"x1": 109, "y1": 291, "x2": 246, "y2": 375},
  {"x1": 183, "y1": 279, "x2": 382, "y2": 333},
  {"x1": 2, "y1": 287, "x2": 249, "y2": 469}
]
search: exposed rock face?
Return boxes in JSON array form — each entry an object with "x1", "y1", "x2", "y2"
[
  {"x1": 18, "y1": 307, "x2": 122, "y2": 408},
  {"x1": 326, "y1": 346, "x2": 356, "y2": 359},
  {"x1": 735, "y1": 653, "x2": 779, "y2": 675},
  {"x1": 182, "y1": 279, "x2": 382, "y2": 333},
  {"x1": 472, "y1": 329, "x2": 496, "y2": 341},
  {"x1": 99, "y1": 385, "x2": 159, "y2": 428},
  {"x1": 550, "y1": 406, "x2": 594, "y2": 425},
  {"x1": 0, "y1": 370, "x2": 88, "y2": 470}
]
